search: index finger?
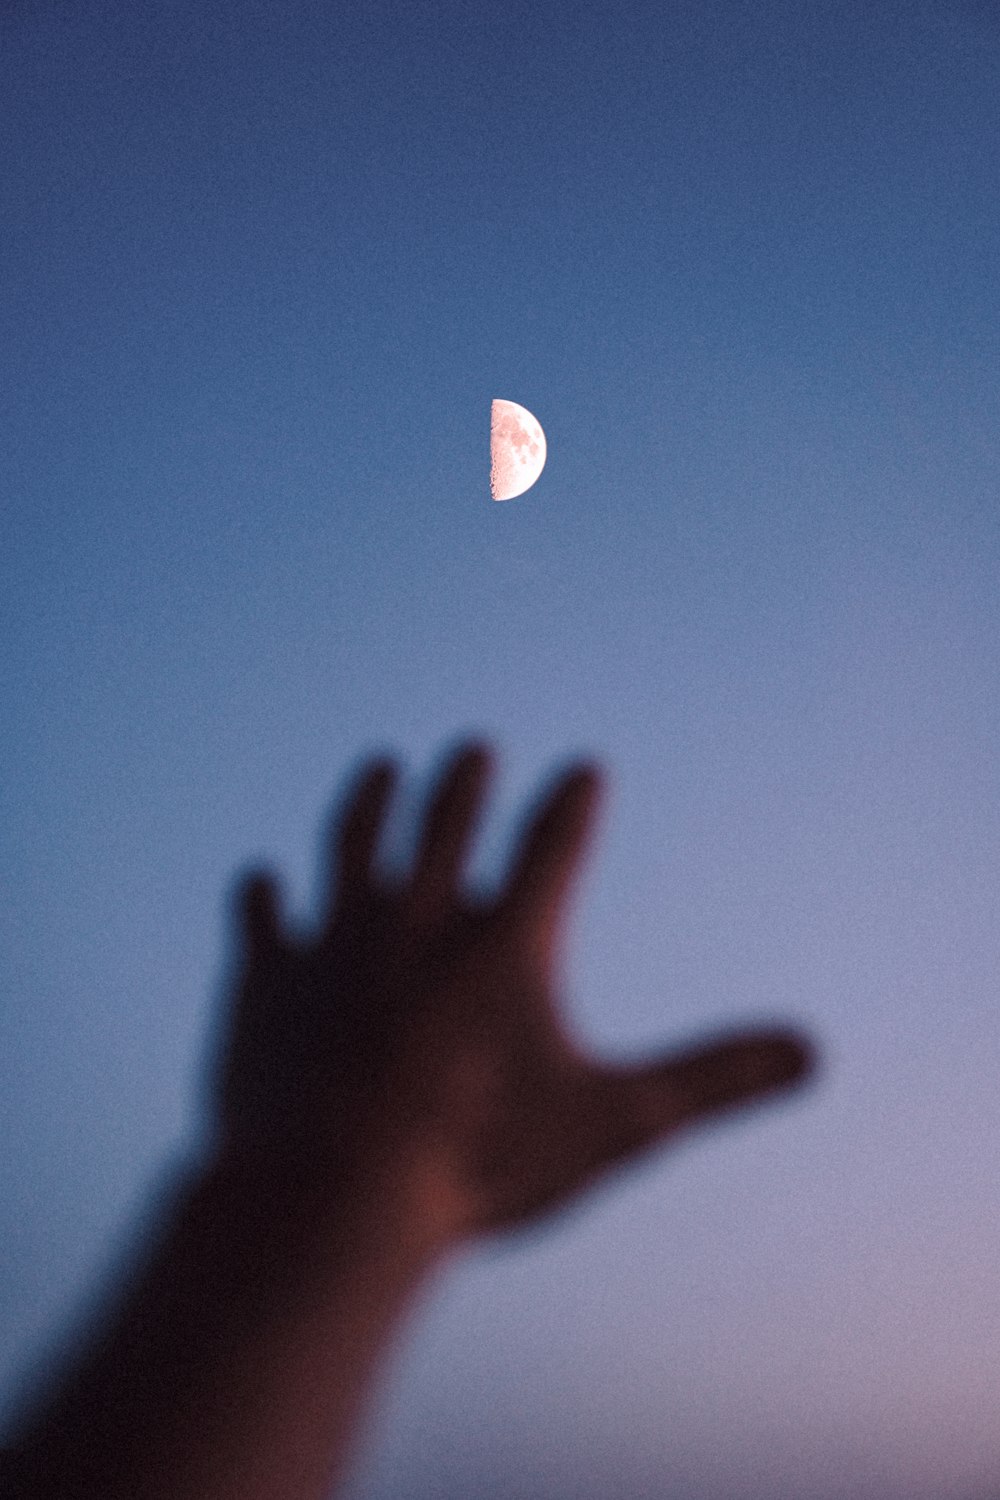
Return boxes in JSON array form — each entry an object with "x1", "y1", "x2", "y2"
[{"x1": 497, "y1": 761, "x2": 604, "y2": 953}]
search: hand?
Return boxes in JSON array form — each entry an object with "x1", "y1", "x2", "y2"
[{"x1": 214, "y1": 741, "x2": 813, "y2": 1249}]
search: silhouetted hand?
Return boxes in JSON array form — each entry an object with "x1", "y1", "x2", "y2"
[
  {"x1": 4, "y1": 741, "x2": 816, "y2": 1500},
  {"x1": 216, "y1": 741, "x2": 813, "y2": 1248}
]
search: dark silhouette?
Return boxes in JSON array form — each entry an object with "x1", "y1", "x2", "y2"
[{"x1": 2, "y1": 739, "x2": 814, "y2": 1498}]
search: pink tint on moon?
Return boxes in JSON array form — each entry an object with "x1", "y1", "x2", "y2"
[{"x1": 490, "y1": 399, "x2": 547, "y2": 501}]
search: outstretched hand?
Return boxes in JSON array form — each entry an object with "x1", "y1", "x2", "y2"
[
  {"x1": 216, "y1": 741, "x2": 813, "y2": 1251},
  {"x1": 1, "y1": 741, "x2": 814, "y2": 1500}
]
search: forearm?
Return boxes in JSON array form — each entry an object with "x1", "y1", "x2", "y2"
[{"x1": 6, "y1": 1150, "x2": 445, "y2": 1500}]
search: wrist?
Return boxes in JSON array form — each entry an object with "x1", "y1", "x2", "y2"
[
  {"x1": 195, "y1": 1136, "x2": 453, "y2": 1298},
  {"x1": 8, "y1": 1149, "x2": 448, "y2": 1500}
]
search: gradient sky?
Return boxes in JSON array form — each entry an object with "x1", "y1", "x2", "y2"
[{"x1": 3, "y1": 2, "x2": 1000, "y2": 1496}]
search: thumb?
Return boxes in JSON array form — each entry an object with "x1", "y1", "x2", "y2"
[{"x1": 591, "y1": 1028, "x2": 816, "y2": 1169}]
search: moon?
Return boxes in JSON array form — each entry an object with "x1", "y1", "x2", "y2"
[{"x1": 490, "y1": 399, "x2": 546, "y2": 501}]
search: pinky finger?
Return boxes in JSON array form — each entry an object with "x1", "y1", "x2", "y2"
[{"x1": 235, "y1": 870, "x2": 283, "y2": 959}]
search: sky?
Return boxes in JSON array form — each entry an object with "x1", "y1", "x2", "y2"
[{"x1": 2, "y1": 0, "x2": 1000, "y2": 1495}]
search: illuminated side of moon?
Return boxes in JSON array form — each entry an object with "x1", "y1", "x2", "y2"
[{"x1": 490, "y1": 399, "x2": 546, "y2": 501}]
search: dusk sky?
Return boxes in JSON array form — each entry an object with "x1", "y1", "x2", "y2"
[{"x1": 3, "y1": 2, "x2": 1000, "y2": 1496}]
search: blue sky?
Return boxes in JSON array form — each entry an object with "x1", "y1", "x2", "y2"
[{"x1": 2, "y1": 1, "x2": 1000, "y2": 1495}]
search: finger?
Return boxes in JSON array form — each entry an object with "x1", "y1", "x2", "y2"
[
  {"x1": 591, "y1": 1028, "x2": 816, "y2": 1168},
  {"x1": 236, "y1": 870, "x2": 283, "y2": 960},
  {"x1": 324, "y1": 755, "x2": 398, "y2": 926},
  {"x1": 408, "y1": 741, "x2": 495, "y2": 927},
  {"x1": 498, "y1": 761, "x2": 604, "y2": 953}
]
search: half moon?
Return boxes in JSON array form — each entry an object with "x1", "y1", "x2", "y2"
[{"x1": 490, "y1": 399, "x2": 546, "y2": 501}]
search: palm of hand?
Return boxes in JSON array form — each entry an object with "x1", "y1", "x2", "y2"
[{"x1": 217, "y1": 744, "x2": 811, "y2": 1246}]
